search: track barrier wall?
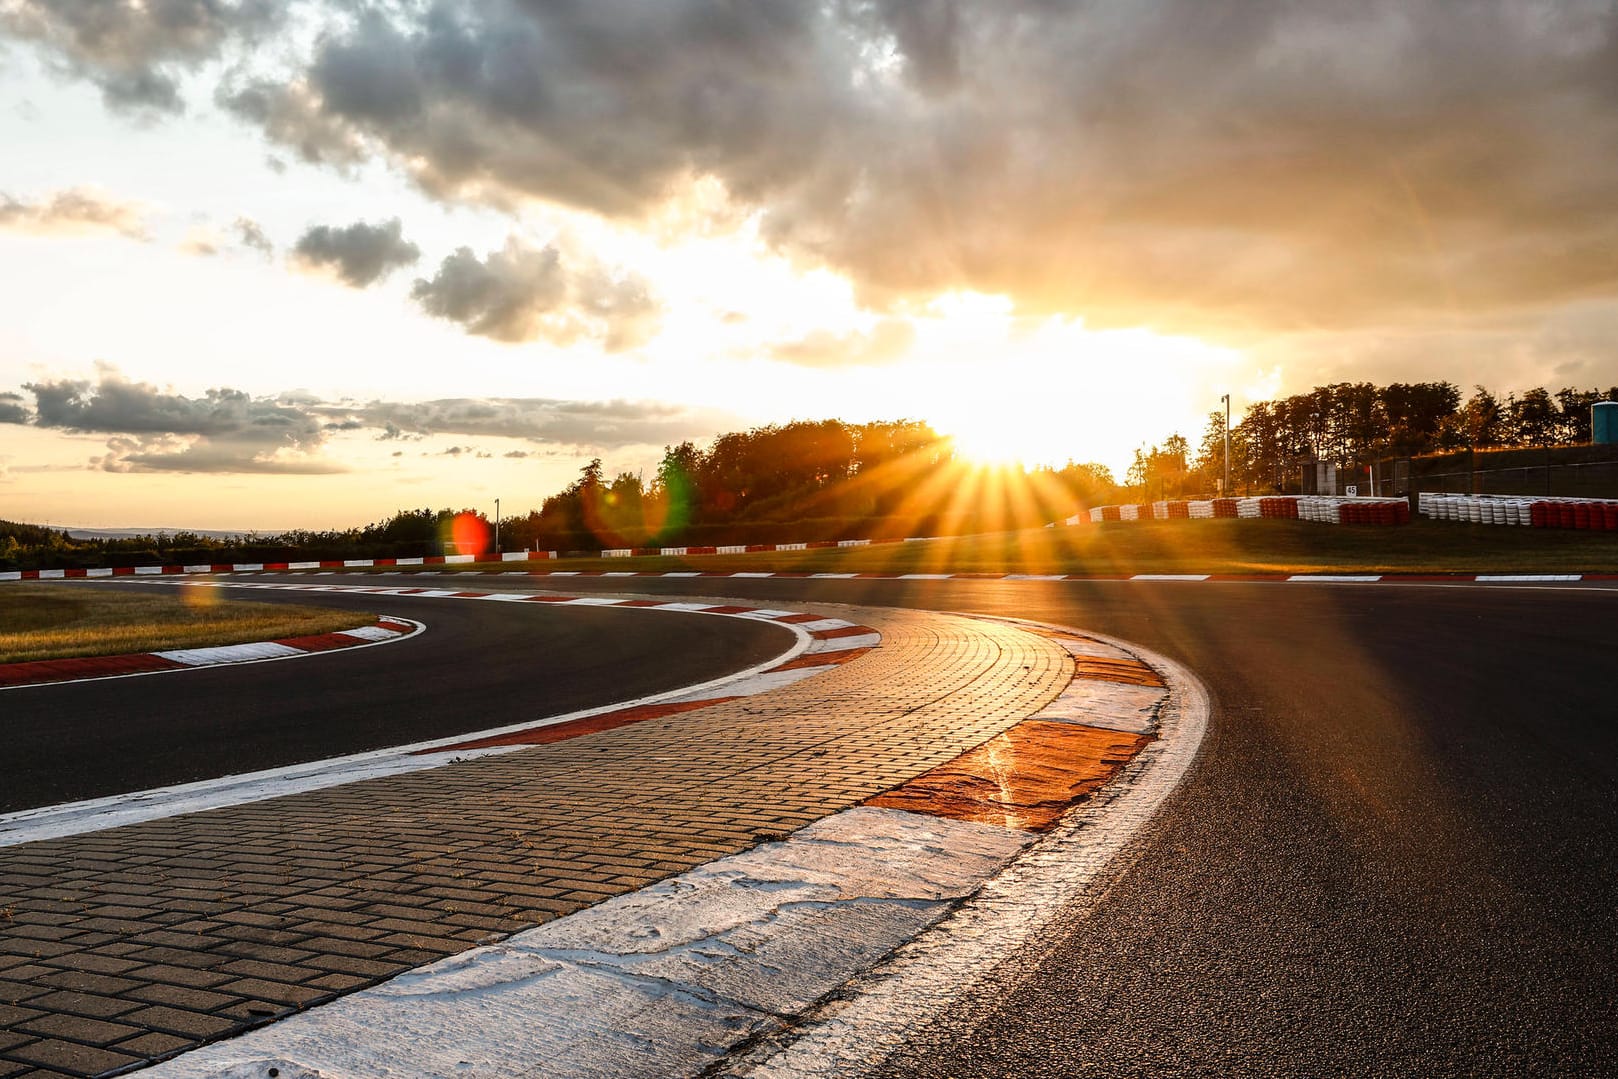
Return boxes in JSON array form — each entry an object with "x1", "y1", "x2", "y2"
[
  {"x1": 1086, "y1": 495, "x2": 1410, "y2": 526},
  {"x1": 1418, "y1": 493, "x2": 1618, "y2": 530}
]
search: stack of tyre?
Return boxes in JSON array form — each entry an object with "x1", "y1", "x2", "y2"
[
  {"x1": 1530, "y1": 499, "x2": 1618, "y2": 530},
  {"x1": 1337, "y1": 499, "x2": 1412, "y2": 525},
  {"x1": 1085, "y1": 494, "x2": 1411, "y2": 525},
  {"x1": 1416, "y1": 493, "x2": 1618, "y2": 528}
]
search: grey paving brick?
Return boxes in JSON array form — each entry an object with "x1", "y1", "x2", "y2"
[
  {"x1": 0, "y1": 984, "x2": 46, "y2": 1008},
  {"x1": 14, "y1": 993, "x2": 137, "y2": 1021},
  {"x1": 0, "y1": 1007, "x2": 44, "y2": 1028},
  {"x1": 4, "y1": 1036, "x2": 141, "y2": 1076},
  {"x1": 31, "y1": 972, "x2": 141, "y2": 997},
  {"x1": 118, "y1": 965, "x2": 233, "y2": 989},
  {"x1": 300, "y1": 954, "x2": 399, "y2": 979},
  {"x1": 0, "y1": 1055, "x2": 39, "y2": 1078},
  {"x1": 212, "y1": 979, "x2": 328, "y2": 1007},
  {"x1": 215, "y1": 959, "x2": 320, "y2": 984},
  {"x1": 118, "y1": 1006, "x2": 236, "y2": 1039},
  {"x1": 0, "y1": 604, "x2": 1071, "y2": 1075},
  {"x1": 111, "y1": 1031, "x2": 193, "y2": 1058},
  {"x1": 30, "y1": 954, "x2": 139, "y2": 976},
  {"x1": 125, "y1": 983, "x2": 238, "y2": 1012},
  {"x1": 13, "y1": 1012, "x2": 141, "y2": 1046}
]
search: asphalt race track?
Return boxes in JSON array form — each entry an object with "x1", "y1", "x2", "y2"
[
  {"x1": 13, "y1": 572, "x2": 1617, "y2": 1075},
  {"x1": 1, "y1": 584, "x2": 793, "y2": 813},
  {"x1": 373, "y1": 571, "x2": 1615, "y2": 1079},
  {"x1": 599, "y1": 573, "x2": 1615, "y2": 1079}
]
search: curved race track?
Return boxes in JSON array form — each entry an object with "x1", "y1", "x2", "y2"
[
  {"x1": 1, "y1": 583, "x2": 793, "y2": 813},
  {"x1": 12, "y1": 572, "x2": 1617, "y2": 1075}
]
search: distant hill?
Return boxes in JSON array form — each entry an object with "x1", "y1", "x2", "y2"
[{"x1": 61, "y1": 526, "x2": 260, "y2": 541}]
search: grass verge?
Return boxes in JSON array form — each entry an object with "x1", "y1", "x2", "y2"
[
  {"x1": 0, "y1": 584, "x2": 377, "y2": 665},
  {"x1": 395, "y1": 519, "x2": 1618, "y2": 577}
]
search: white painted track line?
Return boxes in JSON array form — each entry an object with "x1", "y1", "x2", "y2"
[
  {"x1": 155, "y1": 641, "x2": 304, "y2": 666},
  {"x1": 0, "y1": 595, "x2": 822, "y2": 847},
  {"x1": 1475, "y1": 573, "x2": 1582, "y2": 582},
  {"x1": 1287, "y1": 574, "x2": 1385, "y2": 582}
]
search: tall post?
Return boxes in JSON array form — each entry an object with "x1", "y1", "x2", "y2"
[
  {"x1": 1220, "y1": 394, "x2": 1231, "y2": 496},
  {"x1": 494, "y1": 498, "x2": 500, "y2": 555}
]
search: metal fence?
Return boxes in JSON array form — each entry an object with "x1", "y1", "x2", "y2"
[{"x1": 1407, "y1": 459, "x2": 1618, "y2": 499}]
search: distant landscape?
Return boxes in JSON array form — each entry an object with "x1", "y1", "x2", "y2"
[{"x1": 4, "y1": 378, "x2": 1616, "y2": 572}]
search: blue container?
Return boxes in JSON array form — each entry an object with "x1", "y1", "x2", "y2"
[{"x1": 1595, "y1": 401, "x2": 1618, "y2": 445}]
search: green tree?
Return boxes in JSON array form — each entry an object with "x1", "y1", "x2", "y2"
[{"x1": 1508, "y1": 387, "x2": 1558, "y2": 446}]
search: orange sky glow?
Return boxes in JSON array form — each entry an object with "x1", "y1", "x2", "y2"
[{"x1": 3, "y1": 2, "x2": 1616, "y2": 530}]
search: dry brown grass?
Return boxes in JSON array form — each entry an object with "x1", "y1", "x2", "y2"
[{"x1": 0, "y1": 584, "x2": 376, "y2": 664}]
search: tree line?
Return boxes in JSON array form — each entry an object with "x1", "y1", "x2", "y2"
[
  {"x1": 498, "y1": 419, "x2": 1115, "y2": 551},
  {"x1": 1, "y1": 420, "x2": 1119, "y2": 568},
  {"x1": 7, "y1": 381, "x2": 1616, "y2": 569},
  {"x1": 1131, "y1": 381, "x2": 1618, "y2": 497}
]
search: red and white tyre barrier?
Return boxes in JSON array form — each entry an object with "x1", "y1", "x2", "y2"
[
  {"x1": 1087, "y1": 495, "x2": 1409, "y2": 526},
  {"x1": 1420, "y1": 493, "x2": 1618, "y2": 530}
]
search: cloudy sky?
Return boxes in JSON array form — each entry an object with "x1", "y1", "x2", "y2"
[{"x1": 3, "y1": 0, "x2": 1617, "y2": 530}]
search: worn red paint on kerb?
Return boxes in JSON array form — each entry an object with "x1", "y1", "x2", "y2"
[
  {"x1": 0, "y1": 652, "x2": 184, "y2": 688},
  {"x1": 865, "y1": 720, "x2": 1152, "y2": 832},
  {"x1": 421, "y1": 697, "x2": 744, "y2": 752}
]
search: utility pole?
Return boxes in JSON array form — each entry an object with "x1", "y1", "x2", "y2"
[
  {"x1": 1220, "y1": 394, "x2": 1231, "y2": 496},
  {"x1": 494, "y1": 498, "x2": 500, "y2": 555}
]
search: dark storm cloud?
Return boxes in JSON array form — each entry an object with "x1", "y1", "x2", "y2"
[
  {"x1": 233, "y1": 2, "x2": 842, "y2": 214},
  {"x1": 20, "y1": 368, "x2": 336, "y2": 474},
  {"x1": 7, "y1": 369, "x2": 731, "y2": 472},
  {"x1": 0, "y1": 392, "x2": 30, "y2": 424},
  {"x1": 0, "y1": 188, "x2": 146, "y2": 238},
  {"x1": 1, "y1": 0, "x2": 286, "y2": 113},
  {"x1": 292, "y1": 217, "x2": 420, "y2": 287},
  {"x1": 321, "y1": 397, "x2": 724, "y2": 450},
  {"x1": 92, "y1": 435, "x2": 346, "y2": 475},
  {"x1": 26, "y1": 370, "x2": 319, "y2": 439},
  {"x1": 411, "y1": 239, "x2": 659, "y2": 350},
  {"x1": 203, "y1": 0, "x2": 1618, "y2": 336},
  {"x1": 23, "y1": 0, "x2": 1618, "y2": 345}
]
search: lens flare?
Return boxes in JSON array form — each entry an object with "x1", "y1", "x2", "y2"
[
  {"x1": 180, "y1": 584, "x2": 219, "y2": 609},
  {"x1": 446, "y1": 512, "x2": 490, "y2": 555}
]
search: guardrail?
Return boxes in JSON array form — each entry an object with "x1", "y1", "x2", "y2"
[{"x1": 1078, "y1": 496, "x2": 1411, "y2": 526}]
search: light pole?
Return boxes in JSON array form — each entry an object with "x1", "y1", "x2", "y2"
[
  {"x1": 494, "y1": 498, "x2": 500, "y2": 555},
  {"x1": 1220, "y1": 394, "x2": 1231, "y2": 496}
]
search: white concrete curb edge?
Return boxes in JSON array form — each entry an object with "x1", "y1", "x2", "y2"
[{"x1": 716, "y1": 618, "x2": 1210, "y2": 1078}]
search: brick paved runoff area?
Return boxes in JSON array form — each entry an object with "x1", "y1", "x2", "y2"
[{"x1": 0, "y1": 603, "x2": 1072, "y2": 1077}]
